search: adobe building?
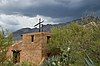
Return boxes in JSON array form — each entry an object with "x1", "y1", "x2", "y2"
[{"x1": 7, "y1": 32, "x2": 51, "y2": 66}]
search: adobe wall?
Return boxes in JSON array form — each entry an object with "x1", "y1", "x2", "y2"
[{"x1": 7, "y1": 32, "x2": 51, "y2": 66}]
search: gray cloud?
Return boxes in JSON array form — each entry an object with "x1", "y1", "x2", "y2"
[
  {"x1": 0, "y1": 0, "x2": 100, "y2": 31},
  {"x1": 0, "y1": 0, "x2": 100, "y2": 19}
]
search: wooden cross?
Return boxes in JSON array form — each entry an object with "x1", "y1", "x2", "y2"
[{"x1": 34, "y1": 18, "x2": 44, "y2": 32}]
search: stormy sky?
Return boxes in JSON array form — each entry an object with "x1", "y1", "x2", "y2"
[{"x1": 0, "y1": 0, "x2": 100, "y2": 32}]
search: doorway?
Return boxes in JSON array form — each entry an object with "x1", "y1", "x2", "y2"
[{"x1": 12, "y1": 50, "x2": 21, "y2": 63}]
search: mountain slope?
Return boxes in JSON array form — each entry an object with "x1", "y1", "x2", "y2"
[
  {"x1": 13, "y1": 22, "x2": 70, "y2": 41},
  {"x1": 13, "y1": 16, "x2": 100, "y2": 41}
]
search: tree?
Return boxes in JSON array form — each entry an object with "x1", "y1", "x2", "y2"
[{"x1": 0, "y1": 27, "x2": 13, "y2": 65}]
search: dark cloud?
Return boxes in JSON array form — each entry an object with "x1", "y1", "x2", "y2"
[
  {"x1": 0, "y1": 0, "x2": 99, "y2": 31},
  {"x1": 0, "y1": 0, "x2": 100, "y2": 22},
  {"x1": 0, "y1": 0, "x2": 100, "y2": 21}
]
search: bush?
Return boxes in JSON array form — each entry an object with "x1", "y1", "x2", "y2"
[{"x1": 47, "y1": 22, "x2": 100, "y2": 65}]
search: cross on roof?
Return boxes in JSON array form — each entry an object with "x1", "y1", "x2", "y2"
[{"x1": 34, "y1": 18, "x2": 44, "y2": 32}]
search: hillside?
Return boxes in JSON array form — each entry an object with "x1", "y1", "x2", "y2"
[
  {"x1": 13, "y1": 16, "x2": 100, "y2": 41},
  {"x1": 13, "y1": 22, "x2": 70, "y2": 41}
]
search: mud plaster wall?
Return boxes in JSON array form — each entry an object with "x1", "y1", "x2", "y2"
[{"x1": 7, "y1": 32, "x2": 51, "y2": 65}]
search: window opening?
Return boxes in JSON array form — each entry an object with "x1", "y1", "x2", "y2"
[
  {"x1": 31, "y1": 35, "x2": 34, "y2": 42},
  {"x1": 47, "y1": 36, "x2": 51, "y2": 43}
]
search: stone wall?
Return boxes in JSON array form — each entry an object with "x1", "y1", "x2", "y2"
[{"x1": 7, "y1": 32, "x2": 51, "y2": 66}]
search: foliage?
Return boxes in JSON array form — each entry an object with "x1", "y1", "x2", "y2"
[
  {"x1": 0, "y1": 27, "x2": 13, "y2": 64},
  {"x1": 2, "y1": 61, "x2": 14, "y2": 66},
  {"x1": 43, "y1": 53, "x2": 96, "y2": 66},
  {"x1": 84, "y1": 54, "x2": 95, "y2": 66},
  {"x1": 42, "y1": 56, "x2": 61, "y2": 66},
  {"x1": 0, "y1": 61, "x2": 32, "y2": 66},
  {"x1": 21, "y1": 61, "x2": 32, "y2": 66},
  {"x1": 47, "y1": 22, "x2": 100, "y2": 65},
  {"x1": 43, "y1": 51, "x2": 74, "y2": 66}
]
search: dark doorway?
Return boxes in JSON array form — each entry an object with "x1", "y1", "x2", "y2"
[{"x1": 12, "y1": 50, "x2": 21, "y2": 63}]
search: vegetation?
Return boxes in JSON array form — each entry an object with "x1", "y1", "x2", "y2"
[
  {"x1": 84, "y1": 54, "x2": 95, "y2": 66},
  {"x1": 0, "y1": 61, "x2": 32, "y2": 66},
  {"x1": 0, "y1": 27, "x2": 13, "y2": 65},
  {"x1": 45, "y1": 20, "x2": 100, "y2": 66}
]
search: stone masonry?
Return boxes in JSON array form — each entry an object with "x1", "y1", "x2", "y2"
[{"x1": 7, "y1": 32, "x2": 51, "y2": 66}]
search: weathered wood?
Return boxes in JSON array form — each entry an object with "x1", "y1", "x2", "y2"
[{"x1": 34, "y1": 18, "x2": 44, "y2": 32}]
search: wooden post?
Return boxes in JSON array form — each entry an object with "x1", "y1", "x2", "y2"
[{"x1": 34, "y1": 18, "x2": 44, "y2": 32}]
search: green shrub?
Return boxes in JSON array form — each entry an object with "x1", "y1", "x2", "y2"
[
  {"x1": 21, "y1": 61, "x2": 32, "y2": 66},
  {"x1": 84, "y1": 54, "x2": 95, "y2": 66}
]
